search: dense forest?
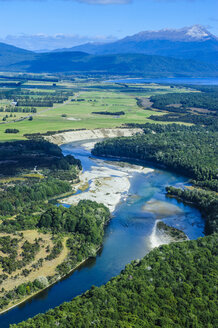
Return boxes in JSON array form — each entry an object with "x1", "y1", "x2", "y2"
[
  {"x1": 11, "y1": 234, "x2": 217, "y2": 328},
  {"x1": 93, "y1": 123, "x2": 218, "y2": 192}
]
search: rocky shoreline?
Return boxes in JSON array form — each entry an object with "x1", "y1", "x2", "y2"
[{"x1": 61, "y1": 158, "x2": 153, "y2": 213}]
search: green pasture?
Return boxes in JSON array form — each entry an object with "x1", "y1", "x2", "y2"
[{"x1": 0, "y1": 83, "x2": 194, "y2": 142}]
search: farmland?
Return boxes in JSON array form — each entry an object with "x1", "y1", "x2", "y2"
[{"x1": 0, "y1": 76, "x2": 193, "y2": 142}]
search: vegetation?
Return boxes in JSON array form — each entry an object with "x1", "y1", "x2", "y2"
[
  {"x1": 166, "y1": 187, "x2": 218, "y2": 235},
  {"x1": 150, "y1": 90, "x2": 218, "y2": 112},
  {"x1": 0, "y1": 78, "x2": 217, "y2": 325},
  {"x1": 0, "y1": 138, "x2": 112, "y2": 312},
  {"x1": 93, "y1": 123, "x2": 218, "y2": 192},
  {"x1": 0, "y1": 79, "x2": 193, "y2": 142},
  {"x1": 157, "y1": 221, "x2": 188, "y2": 241},
  {"x1": 5, "y1": 129, "x2": 19, "y2": 133},
  {"x1": 11, "y1": 234, "x2": 217, "y2": 328},
  {"x1": 92, "y1": 111, "x2": 125, "y2": 116},
  {"x1": 38, "y1": 201, "x2": 110, "y2": 244},
  {"x1": 148, "y1": 86, "x2": 218, "y2": 127}
]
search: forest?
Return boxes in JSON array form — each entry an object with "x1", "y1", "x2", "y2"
[
  {"x1": 92, "y1": 123, "x2": 218, "y2": 235},
  {"x1": 11, "y1": 234, "x2": 217, "y2": 328}
]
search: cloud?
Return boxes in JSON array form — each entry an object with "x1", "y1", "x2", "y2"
[
  {"x1": 0, "y1": 33, "x2": 117, "y2": 51},
  {"x1": 0, "y1": 0, "x2": 132, "y2": 3},
  {"x1": 75, "y1": 0, "x2": 131, "y2": 3}
]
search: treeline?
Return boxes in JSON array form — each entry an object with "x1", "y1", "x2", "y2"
[
  {"x1": 0, "y1": 106, "x2": 37, "y2": 113},
  {"x1": 0, "y1": 74, "x2": 59, "y2": 82},
  {"x1": 11, "y1": 234, "x2": 217, "y2": 328},
  {"x1": 149, "y1": 112, "x2": 217, "y2": 128},
  {"x1": 92, "y1": 111, "x2": 125, "y2": 116},
  {"x1": 0, "y1": 140, "x2": 81, "y2": 176},
  {"x1": 15, "y1": 95, "x2": 67, "y2": 107},
  {"x1": 5, "y1": 129, "x2": 19, "y2": 134}
]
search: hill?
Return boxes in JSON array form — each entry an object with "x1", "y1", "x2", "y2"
[
  {"x1": 0, "y1": 42, "x2": 36, "y2": 71},
  {"x1": 2, "y1": 51, "x2": 217, "y2": 77}
]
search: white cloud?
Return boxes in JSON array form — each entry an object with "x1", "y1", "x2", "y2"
[
  {"x1": 75, "y1": 0, "x2": 131, "y2": 3},
  {"x1": 0, "y1": 0, "x2": 132, "y2": 3},
  {"x1": 0, "y1": 33, "x2": 117, "y2": 51}
]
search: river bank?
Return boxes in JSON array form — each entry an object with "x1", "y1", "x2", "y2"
[
  {"x1": 0, "y1": 248, "x2": 99, "y2": 315},
  {"x1": 61, "y1": 158, "x2": 153, "y2": 212},
  {"x1": 45, "y1": 128, "x2": 143, "y2": 145}
]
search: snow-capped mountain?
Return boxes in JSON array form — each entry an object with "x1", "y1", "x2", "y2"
[
  {"x1": 122, "y1": 25, "x2": 216, "y2": 42},
  {"x1": 57, "y1": 25, "x2": 218, "y2": 65}
]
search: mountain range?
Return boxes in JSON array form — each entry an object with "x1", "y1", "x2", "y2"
[
  {"x1": 54, "y1": 25, "x2": 218, "y2": 65},
  {"x1": 0, "y1": 25, "x2": 217, "y2": 76}
]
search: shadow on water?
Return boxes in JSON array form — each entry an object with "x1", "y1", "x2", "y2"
[{"x1": 0, "y1": 139, "x2": 205, "y2": 327}]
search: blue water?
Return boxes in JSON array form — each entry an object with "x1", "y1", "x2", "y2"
[
  {"x1": 0, "y1": 141, "x2": 205, "y2": 327},
  {"x1": 107, "y1": 77, "x2": 218, "y2": 85}
]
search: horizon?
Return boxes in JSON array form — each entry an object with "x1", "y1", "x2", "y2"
[{"x1": 0, "y1": 0, "x2": 217, "y2": 51}]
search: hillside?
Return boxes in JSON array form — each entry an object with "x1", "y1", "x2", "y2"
[
  {"x1": 0, "y1": 43, "x2": 35, "y2": 71},
  {"x1": 0, "y1": 50, "x2": 216, "y2": 77}
]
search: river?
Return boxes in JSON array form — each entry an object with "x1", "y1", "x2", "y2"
[{"x1": 0, "y1": 140, "x2": 205, "y2": 327}]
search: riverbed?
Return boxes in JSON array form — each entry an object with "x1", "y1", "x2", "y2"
[{"x1": 0, "y1": 140, "x2": 205, "y2": 327}]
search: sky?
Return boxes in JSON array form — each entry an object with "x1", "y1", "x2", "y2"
[{"x1": 0, "y1": 0, "x2": 217, "y2": 50}]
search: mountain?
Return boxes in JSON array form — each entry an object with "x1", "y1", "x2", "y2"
[{"x1": 57, "y1": 25, "x2": 218, "y2": 65}]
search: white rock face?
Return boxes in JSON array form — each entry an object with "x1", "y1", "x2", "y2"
[{"x1": 45, "y1": 128, "x2": 143, "y2": 145}]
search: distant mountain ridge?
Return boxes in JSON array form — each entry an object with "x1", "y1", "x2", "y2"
[
  {"x1": 121, "y1": 25, "x2": 217, "y2": 42},
  {"x1": 0, "y1": 26, "x2": 217, "y2": 77},
  {"x1": 55, "y1": 25, "x2": 218, "y2": 66}
]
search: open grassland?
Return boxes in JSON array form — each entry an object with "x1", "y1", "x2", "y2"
[
  {"x1": 0, "y1": 82, "x2": 194, "y2": 142},
  {"x1": 0, "y1": 230, "x2": 69, "y2": 312}
]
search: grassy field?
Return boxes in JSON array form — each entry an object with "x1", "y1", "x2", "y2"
[{"x1": 0, "y1": 81, "x2": 193, "y2": 142}]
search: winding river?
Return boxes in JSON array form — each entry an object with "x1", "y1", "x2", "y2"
[{"x1": 0, "y1": 140, "x2": 205, "y2": 327}]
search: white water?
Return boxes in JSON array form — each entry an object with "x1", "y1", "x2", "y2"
[{"x1": 150, "y1": 220, "x2": 172, "y2": 248}]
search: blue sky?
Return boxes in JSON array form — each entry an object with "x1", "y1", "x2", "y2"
[{"x1": 0, "y1": 0, "x2": 217, "y2": 50}]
